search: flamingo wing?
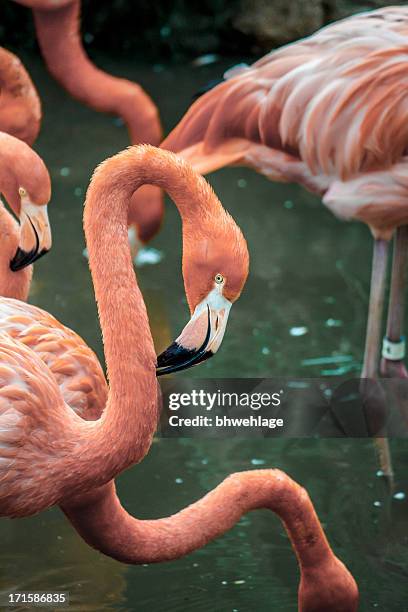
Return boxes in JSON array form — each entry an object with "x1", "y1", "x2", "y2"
[
  {"x1": 0, "y1": 298, "x2": 107, "y2": 421},
  {"x1": 0, "y1": 330, "x2": 75, "y2": 517},
  {"x1": 162, "y1": 6, "x2": 408, "y2": 191}
]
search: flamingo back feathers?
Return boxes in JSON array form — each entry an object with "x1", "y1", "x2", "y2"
[{"x1": 0, "y1": 298, "x2": 107, "y2": 420}]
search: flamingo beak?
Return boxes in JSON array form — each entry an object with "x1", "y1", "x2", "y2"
[
  {"x1": 156, "y1": 288, "x2": 232, "y2": 376},
  {"x1": 10, "y1": 201, "x2": 51, "y2": 271}
]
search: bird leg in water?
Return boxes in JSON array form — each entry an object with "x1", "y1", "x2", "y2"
[
  {"x1": 360, "y1": 239, "x2": 393, "y2": 484},
  {"x1": 381, "y1": 225, "x2": 408, "y2": 379},
  {"x1": 379, "y1": 226, "x2": 408, "y2": 437}
]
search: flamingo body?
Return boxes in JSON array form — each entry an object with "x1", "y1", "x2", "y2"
[
  {"x1": 0, "y1": 298, "x2": 106, "y2": 420},
  {"x1": 163, "y1": 6, "x2": 408, "y2": 240}
]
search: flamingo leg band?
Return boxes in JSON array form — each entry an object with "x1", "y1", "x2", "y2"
[{"x1": 382, "y1": 336, "x2": 406, "y2": 361}]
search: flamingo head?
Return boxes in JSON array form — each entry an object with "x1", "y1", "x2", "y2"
[
  {"x1": 1, "y1": 143, "x2": 52, "y2": 272},
  {"x1": 157, "y1": 212, "x2": 249, "y2": 375}
]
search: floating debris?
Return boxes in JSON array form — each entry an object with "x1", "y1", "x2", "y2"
[
  {"x1": 261, "y1": 346, "x2": 270, "y2": 355},
  {"x1": 320, "y1": 364, "x2": 359, "y2": 377},
  {"x1": 237, "y1": 178, "x2": 247, "y2": 188},
  {"x1": 393, "y1": 491, "x2": 406, "y2": 501},
  {"x1": 192, "y1": 53, "x2": 220, "y2": 67},
  {"x1": 283, "y1": 200, "x2": 294, "y2": 209},
  {"x1": 60, "y1": 167, "x2": 70, "y2": 177},
  {"x1": 221, "y1": 580, "x2": 228, "y2": 585},
  {"x1": 376, "y1": 470, "x2": 384, "y2": 477},
  {"x1": 325, "y1": 318, "x2": 343, "y2": 328},
  {"x1": 160, "y1": 25, "x2": 171, "y2": 38},
  {"x1": 287, "y1": 380, "x2": 310, "y2": 389},
  {"x1": 113, "y1": 117, "x2": 125, "y2": 127},
  {"x1": 251, "y1": 458, "x2": 266, "y2": 466},
  {"x1": 290, "y1": 326, "x2": 308, "y2": 337},
  {"x1": 302, "y1": 355, "x2": 353, "y2": 367},
  {"x1": 234, "y1": 580, "x2": 246, "y2": 585},
  {"x1": 175, "y1": 477, "x2": 183, "y2": 485},
  {"x1": 134, "y1": 247, "x2": 164, "y2": 267},
  {"x1": 201, "y1": 458, "x2": 209, "y2": 465},
  {"x1": 74, "y1": 187, "x2": 83, "y2": 197},
  {"x1": 373, "y1": 501, "x2": 382, "y2": 507}
]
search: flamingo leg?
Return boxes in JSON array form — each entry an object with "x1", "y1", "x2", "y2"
[
  {"x1": 380, "y1": 225, "x2": 408, "y2": 379},
  {"x1": 360, "y1": 239, "x2": 393, "y2": 483}
]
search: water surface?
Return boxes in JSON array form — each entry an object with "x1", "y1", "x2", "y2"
[{"x1": 0, "y1": 54, "x2": 407, "y2": 611}]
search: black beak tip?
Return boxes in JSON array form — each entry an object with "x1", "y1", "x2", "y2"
[
  {"x1": 156, "y1": 342, "x2": 214, "y2": 377},
  {"x1": 10, "y1": 247, "x2": 49, "y2": 272},
  {"x1": 156, "y1": 306, "x2": 213, "y2": 376}
]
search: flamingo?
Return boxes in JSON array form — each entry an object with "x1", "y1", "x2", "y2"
[
  {"x1": 0, "y1": 46, "x2": 41, "y2": 146},
  {"x1": 0, "y1": 145, "x2": 357, "y2": 610},
  {"x1": 0, "y1": 47, "x2": 51, "y2": 300},
  {"x1": 162, "y1": 6, "x2": 408, "y2": 479},
  {"x1": 11, "y1": 0, "x2": 164, "y2": 256},
  {"x1": 0, "y1": 132, "x2": 51, "y2": 300}
]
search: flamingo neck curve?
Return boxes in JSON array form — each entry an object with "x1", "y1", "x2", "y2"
[
  {"x1": 68, "y1": 145, "x2": 225, "y2": 490},
  {"x1": 30, "y1": 0, "x2": 161, "y2": 145},
  {"x1": 61, "y1": 470, "x2": 358, "y2": 611}
]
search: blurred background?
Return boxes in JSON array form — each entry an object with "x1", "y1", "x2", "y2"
[
  {"x1": 0, "y1": 2, "x2": 407, "y2": 611},
  {"x1": 1, "y1": 0, "x2": 407, "y2": 59}
]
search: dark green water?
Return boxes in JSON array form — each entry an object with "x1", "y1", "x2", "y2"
[{"x1": 0, "y1": 54, "x2": 407, "y2": 611}]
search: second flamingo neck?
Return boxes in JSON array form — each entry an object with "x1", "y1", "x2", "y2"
[{"x1": 33, "y1": 1, "x2": 161, "y2": 145}]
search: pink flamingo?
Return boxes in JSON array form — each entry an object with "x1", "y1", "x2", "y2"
[
  {"x1": 0, "y1": 132, "x2": 51, "y2": 300},
  {"x1": 11, "y1": 0, "x2": 164, "y2": 255},
  {"x1": 0, "y1": 46, "x2": 41, "y2": 146},
  {"x1": 0, "y1": 48, "x2": 51, "y2": 300},
  {"x1": 0, "y1": 145, "x2": 357, "y2": 611},
  {"x1": 163, "y1": 6, "x2": 408, "y2": 478}
]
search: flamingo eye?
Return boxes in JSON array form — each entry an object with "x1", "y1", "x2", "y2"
[
  {"x1": 18, "y1": 187, "x2": 27, "y2": 198},
  {"x1": 214, "y1": 273, "x2": 224, "y2": 285}
]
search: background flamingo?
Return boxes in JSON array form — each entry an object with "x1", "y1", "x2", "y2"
[
  {"x1": 0, "y1": 132, "x2": 51, "y2": 300},
  {"x1": 0, "y1": 47, "x2": 51, "y2": 300},
  {"x1": 0, "y1": 46, "x2": 41, "y2": 146},
  {"x1": 163, "y1": 6, "x2": 408, "y2": 479},
  {"x1": 11, "y1": 0, "x2": 164, "y2": 257},
  {"x1": 0, "y1": 145, "x2": 356, "y2": 611}
]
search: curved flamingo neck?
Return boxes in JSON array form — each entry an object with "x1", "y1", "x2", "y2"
[
  {"x1": 72, "y1": 146, "x2": 224, "y2": 486},
  {"x1": 62, "y1": 470, "x2": 358, "y2": 610},
  {"x1": 0, "y1": 203, "x2": 32, "y2": 300},
  {"x1": 31, "y1": 1, "x2": 161, "y2": 145},
  {"x1": 0, "y1": 47, "x2": 41, "y2": 146}
]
